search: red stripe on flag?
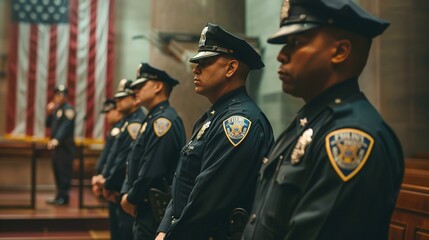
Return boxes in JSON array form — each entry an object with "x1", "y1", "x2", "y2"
[
  {"x1": 104, "y1": 0, "x2": 116, "y2": 136},
  {"x1": 6, "y1": 23, "x2": 19, "y2": 134},
  {"x1": 67, "y1": 0, "x2": 79, "y2": 106},
  {"x1": 106, "y1": 0, "x2": 115, "y2": 99},
  {"x1": 26, "y1": 25, "x2": 38, "y2": 136},
  {"x1": 46, "y1": 26, "x2": 58, "y2": 136},
  {"x1": 85, "y1": 0, "x2": 98, "y2": 138}
]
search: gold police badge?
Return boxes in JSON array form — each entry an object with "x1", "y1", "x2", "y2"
[
  {"x1": 280, "y1": 0, "x2": 290, "y2": 21},
  {"x1": 154, "y1": 118, "x2": 172, "y2": 137},
  {"x1": 196, "y1": 121, "x2": 211, "y2": 140},
  {"x1": 110, "y1": 127, "x2": 121, "y2": 137},
  {"x1": 291, "y1": 128, "x2": 313, "y2": 165},
  {"x1": 325, "y1": 128, "x2": 374, "y2": 182},
  {"x1": 140, "y1": 122, "x2": 148, "y2": 134},
  {"x1": 223, "y1": 116, "x2": 251, "y2": 147},
  {"x1": 56, "y1": 109, "x2": 63, "y2": 118}
]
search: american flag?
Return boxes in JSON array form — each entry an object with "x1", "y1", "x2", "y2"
[{"x1": 6, "y1": 0, "x2": 115, "y2": 143}]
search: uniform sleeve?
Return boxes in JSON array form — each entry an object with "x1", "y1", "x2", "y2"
[
  {"x1": 53, "y1": 108, "x2": 75, "y2": 142},
  {"x1": 103, "y1": 128, "x2": 135, "y2": 191},
  {"x1": 158, "y1": 200, "x2": 173, "y2": 233},
  {"x1": 281, "y1": 129, "x2": 403, "y2": 240},
  {"x1": 95, "y1": 135, "x2": 114, "y2": 175},
  {"x1": 127, "y1": 118, "x2": 184, "y2": 206},
  {"x1": 166, "y1": 115, "x2": 273, "y2": 238}
]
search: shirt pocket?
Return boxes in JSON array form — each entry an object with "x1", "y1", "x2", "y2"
[
  {"x1": 178, "y1": 140, "x2": 206, "y2": 180},
  {"x1": 261, "y1": 163, "x2": 307, "y2": 236}
]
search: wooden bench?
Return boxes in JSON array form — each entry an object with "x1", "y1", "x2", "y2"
[{"x1": 390, "y1": 157, "x2": 429, "y2": 240}]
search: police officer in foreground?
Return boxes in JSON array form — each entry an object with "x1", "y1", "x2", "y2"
[
  {"x1": 120, "y1": 63, "x2": 186, "y2": 239},
  {"x1": 45, "y1": 85, "x2": 76, "y2": 205},
  {"x1": 243, "y1": 1, "x2": 404, "y2": 239},
  {"x1": 156, "y1": 23, "x2": 274, "y2": 240},
  {"x1": 91, "y1": 99, "x2": 123, "y2": 197},
  {"x1": 100, "y1": 79, "x2": 145, "y2": 240}
]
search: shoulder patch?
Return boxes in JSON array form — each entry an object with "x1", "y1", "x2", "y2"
[
  {"x1": 223, "y1": 116, "x2": 251, "y2": 147},
  {"x1": 110, "y1": 127, "x2": 121, "y2": 137},
  {"x1": 153, "y1": 118, "x2": 172, "y2": 137},
  {"x1": 65, "y1": 109, "x2": 75, "y2": 120},
  {"x1": 325, "y1": 128, "x2": 374, "y2": 182},
  {"x1": 127, "y1": 123, "x2": 142, "y2": 140}
]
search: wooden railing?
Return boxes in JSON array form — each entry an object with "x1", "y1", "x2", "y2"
[{"x1": 390, "y1": 156, "x2": 429, "y2": 240}]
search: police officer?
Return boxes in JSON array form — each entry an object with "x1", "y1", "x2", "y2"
[
  {"x1": 45, "y1": 85, "x2": 76, "y2": 206},
  {"x1": 156, "y1": 23, "x2": 274, "y2": 240},
  {"x1": 91, "y1": 99, "x2": 123, "y2": 198},
  {"x1": 100, "y1": 79, "x2": 145, "y2": 240},
  {"x1": 243, "y1": 1, "x2": 404, "y2": 239},
  {"x1": 120, "y1": 63, "x2": 186, "y2": 240}
]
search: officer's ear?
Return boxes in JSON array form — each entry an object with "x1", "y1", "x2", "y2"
[
  {"x1": 331, "y1": 39, "x2": 351, "y2": 64},
  {"x1": 153, "y1": 80, "x2": 164, "y2": 95},
  {"x1": 225, "y1": 59, "x2": 239, "y2": 78}
]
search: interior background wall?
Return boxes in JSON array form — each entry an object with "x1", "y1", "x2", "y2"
[
  {"x1": 0, "y1": 0, "x2": 428, "y2": 156},
  {"x1": 245, "y1": 0, "x2": 429, "y2": 156}
]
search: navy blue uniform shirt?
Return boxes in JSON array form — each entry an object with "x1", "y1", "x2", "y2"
[
  {"x1": 46, "y1": 103, "x2": 76, "y2": 149},
  {"x1": 103, "y1": 108, "x2": 145, "y2": 192},
  {"x1": 122, "y1": 101, "x2": 186, "y2": 206},
  {"x1": 158, "y1": 87, "x2": 274, "y2": 240},
  {"x1": 243, "y1": 78, "x2": 404, "y2": 240},
  {"x1": 95, "y1": 121, "x2": 122, "y2": 175}
]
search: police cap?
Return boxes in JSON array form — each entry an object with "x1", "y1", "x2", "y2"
[
  {"x1": 114, "y1": 79, "x2": 135, "y2": 98},
  {"x1": 131, "y1": 63, "x2": 179, "y2": 89},
  {"x1": 190, "y1": 23, "x2": 264, "y2": 70},
  {"x1": 268, "y1": 0, "x2": 390, "y2": 44},
  {"x1": 100, "y1": 98, "x2": 116, "y2": 113},
  {"x1": 54, "y1": 84, "x2": 68, "y2": 95}
]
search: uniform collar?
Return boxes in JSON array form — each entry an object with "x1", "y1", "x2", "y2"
[
  {"x1": 209, "y1": 86, "x2": 248, "y2": 115},
  {"x1": 147, "y1": 100, "x2": 169, "y2": 119},
  {"x1": 296, "y1": 78, "x2": 360, "y2": 127}
]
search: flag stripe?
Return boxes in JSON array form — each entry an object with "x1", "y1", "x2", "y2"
[
  {"x1": 34, "y1": 25, "x2": 50, "y2": 138},
  {"x1": 25, "y1": 25, "x2": 38, "y2": 136},
  {"x1": 13, "y1": 24, "x2": 30, "y2": 136},
  {"x1": 67, "y1": 0, "x2": 79, "y2": 106},
  {"x1": 84, "y1": 0, "x2": 97, "y2": 138},
  {"x1": 104, "y1": 0, "x2": 115, "y2": 135},
  {"x1": 93, "y1": 0, "x2": 109, "y2": 138},
  {"x1": 6, "y1": 22, "x2": 19, "y2": 134}
]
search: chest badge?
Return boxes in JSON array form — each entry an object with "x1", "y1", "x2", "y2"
[
  {"x1": 325, "y1": 128, "x2": 374, "y2": 182},
  {"x1": 196, "y1": 121, "x2": 211, "y2": 140},
  {"x1": 140, "y1": 122, "x2": 148, "y2": 134},
  {"x1": 56, "y1": 109, "x2": 63, "y2": 118},
  {"x1": 110, "y1": 127, "x2": 120, "y2": 137},
  {"x1": 223, "y1": 116, "x2": 252, "y2": 147},
  {"x1": 291, "y1": 128, "x2": 313, "y2": 165}
]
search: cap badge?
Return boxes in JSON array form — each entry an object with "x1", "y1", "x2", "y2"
[
  {"x1": 136, "y1": 63, "x2": 142, "y2": 78},
  {"x1": 280, "y1": 0, "x2": 290, "y2": 21},
  {"x1": 196, "y1": 121, "x2": 211, "y2": 140},
  {"x1": 291, "y1": 128, "x2": 313, "y2": 165},
  {"x1": 199, "y1": 26, "x2": 208, "y2": 47}
]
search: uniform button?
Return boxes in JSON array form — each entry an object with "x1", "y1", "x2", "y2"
[
  {"x1": 335, "y1": 98, "x2": 342, "y2": 104},
  {"x1": 262, "y1": 157, "x2": 268, "y2": 164},
  {"x1": 250, "y1": 214, "x2": 256, "y2": 224},
  {"x1": 279, "y1": 155, "x2": 284, "y2": 160}
]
